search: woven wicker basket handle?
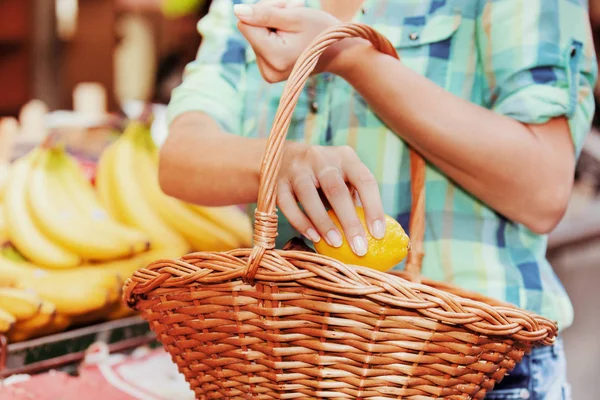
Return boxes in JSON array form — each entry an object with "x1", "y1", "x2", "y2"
[{"x1": 245, "y1": 23, "x2": 426, "y2": 283}]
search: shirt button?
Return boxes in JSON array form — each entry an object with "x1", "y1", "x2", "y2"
[
  {"x1": 570, "y1": 45, "x2": 577, "y2": 57},
  {"x1": 310, "y1": 101, "x2": 319, "y2": 113},
  {"x1": 409, "y1": 32, "x2": 419, "y2": 41}
]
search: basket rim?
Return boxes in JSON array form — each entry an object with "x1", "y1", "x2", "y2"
[{"x1": 123, "y1": 248, "x2": 558, "y2": 346}]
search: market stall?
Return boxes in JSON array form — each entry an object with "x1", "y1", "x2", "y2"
[{"x1": 1, "y1": 1, "x2": 600, "y2": 399}]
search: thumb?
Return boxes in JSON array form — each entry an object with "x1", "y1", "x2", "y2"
[{"x1": 234, "y1": 3, "x2": 301, "y2": 30}]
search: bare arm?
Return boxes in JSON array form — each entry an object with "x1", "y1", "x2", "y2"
[
  {"x1": 159, "y1": 112, "x2": 267, "y2": 206},
  {"x1": 160, "y1": 112, "x2": 384, "y2": 255},
  {"x1": 331, "y1": 43, "x2": 575, "y2": 234}
]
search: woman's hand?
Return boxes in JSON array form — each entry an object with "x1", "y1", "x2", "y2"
[
  {"x1": 279, "y1": 143, "x2": 386, "y2": 256},
  {"x1": 233, "y1": 0, "x2": 358, "y2": 82}
]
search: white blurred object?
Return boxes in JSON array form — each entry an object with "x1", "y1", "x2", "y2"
[
  {"x1": 0, "y1": 118, "x2": 19, "y2": 196},
  {"x1": 44, "y1": 83, "x2": 111, "y2": 130},
  {"x1": 122, "y1": 100, "x2": 169, "y2": 147},
  {"x1": 19, "y1": 100, "x2": 49, "y2": 143},
  {"x1": 73, "y1": 82, "x2": 107, "y2": 118},
  {"x1": 2, "y1": 374, "x2": 32, "y2": 386},
  {"x1": 82, "y1": 342, "x2": 113, "y2": 366},
  {"x1": 45, "y1": 110, "x2": 110, "y2": 130},
  {"x1": 56, "y1": 0, "x2": 79, "y2": 40},
  {"x1": 113, "y1": 350, "x2": 195, "y2": 400},
  {"x1": 114, "y1": 13, "x2": 157, "y2": 105},
  {"x1": 0, "y1": 118, "x2": 19, "y2": 163}
]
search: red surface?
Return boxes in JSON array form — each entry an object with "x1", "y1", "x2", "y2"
[
  {"x1": 0, "y1": 348, "x2": 186, "y2": 400},
  {"x1": 0, "y1": 370, "x2": 134, "y2": 400}
]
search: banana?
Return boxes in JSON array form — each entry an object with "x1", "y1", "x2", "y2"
[
  {"x1": 13, "y1": 300, "x2": 56, "y2": 330},
  {"x1": 4, "y1": 151, "x2": 81, "y2": 269},
  {"x1": 8, "y1": 300, "x2": 56, "y2": 342},
  {"x1": 132, "y1": 126, "x2": 241, "y2": 251},
  {"x1": 0, "y1": 275, "x2": 19, "y2": 288},
  {"x1": 106, "y1": 303, "x2": 137, "y2": 320},
  {"x1": 1, "y1": 240, "x2": 28, "y2": 263},
  {"x1": 0, "y1": 308, "x2": 16, "y2": 333},
  {"x1": 0, "y1": 253, "x2": 120, "y2": 316},
  {"x1": 95, "y1": 244, "x2": 188, "y2": 277},
  {"x1": 28, "y1": 148, "x2": 144, "y2": 261},
  {"x1": 106, "y1": 246, "x2": 190, "y2": 321},
  {"x1": 58, "y1": 151, "x2": 150, "y2": 255},
  {"x1": 0, "y1": 287, "x2": 42, "y2": 321},
  {"x1": 88, "y1": 253, "x2": 147, "y2": 281},
  {"x1": 0, "y1": 204, "x2": 7, "y2": 244},
  {"x1": 95, "y1": 142, "x2": 123, "y2": 222},
  {"x1": 69, "y1": 306, "x2": 114, "y2": 327},
  {"x1": 136, "y1": 149, "x2": 240, "y2": 251},
  {"x1": 187, "y1": 204, "x2": 253, "y2": 248},
  {"x1": 100, "y1": 122, "x2": 189, "y2": 251},
  {"x1": 71, "y1": 247, "x2": 193, "y2": 324},
  {"x1": 9, "y1": 309, "x2": 69, "y2": 343},
  {"x1": 7, "y1": 330, "x2": 35, "y2": 343},
  {"x1": 40, "y1": 313, "x2": 71, "y2": 335}
]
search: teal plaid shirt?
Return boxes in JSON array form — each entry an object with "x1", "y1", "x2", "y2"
[{"x1": 167, "y1": 0, "x2": 598, "y2": 330}]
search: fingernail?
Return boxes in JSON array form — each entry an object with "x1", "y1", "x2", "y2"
[
  {"x1": 288, "y1": 0, "x2": 305, "y2": 6},
  {"x1": 326, "y1": 230, "x2": 343, "y2": 248},
  {"x1": 306, "y1": 228, "x2": 320, "y2": 243},
  {"x1": 233, "y1": 4, "x2": 253, "y2": 16},
  {"x1": 352, "y1": 235, "x2": 368, "y2": 256},
  {"x1": 372, "y1": 219, "x2": 385, "y2": 239}
]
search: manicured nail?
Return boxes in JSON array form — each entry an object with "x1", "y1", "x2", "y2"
[
  {"x1": 352, "y1": 235, "x2": 367, "y2": 256},
  {"x1": 306, "y1": 228, "x2": 320, "y2": 243},
  {"x1": 326, "y1": 230, "x2": 343, "y2": 248},
  {"x1": 372, "y1": 219, "x2": 385, "y2": 239},
  {"x1": 233, "y1": 4, "x2": 253, "y2": 16}
]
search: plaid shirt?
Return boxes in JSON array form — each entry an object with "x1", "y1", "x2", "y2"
[{"x1": 167, "y1": 0, "x2": 597, "y2": 330}]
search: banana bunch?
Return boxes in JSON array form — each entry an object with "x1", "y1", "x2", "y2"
[
  {"x1": 96, "y1": 119, "x2": 252, "y2": 253},
  {"x1": 0, "y1": 247, "x2": 130, "y2": 342},
  {"x1": 0, "y1": 114, "x2": 254, "y2": 342},
  {"x1": 0, "y1": 242, "x2": 189, "y2": 342},
  {"x1": 0, "y1": 286, "x2": 42, "y2": 335},
  {"x1": 0, "y1": 250, "x2": 122, "y2": 316},
  {"x1": 0, "y1": 108, "x2": 164, "y2": 341},
  {"x1": 0, "y1": 280, "x2": 62, "y2": 342},
  {"x1": 4, "y1": 145, "x2": 151, "y2": 269}
]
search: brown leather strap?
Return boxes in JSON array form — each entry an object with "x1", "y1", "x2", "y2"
[{"x1": 245, "y1": 23, "x2": 426, "y2": 283}]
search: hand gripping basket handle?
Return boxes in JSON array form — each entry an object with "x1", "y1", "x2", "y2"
[{"x1": 245, "y1": 23, "x2": 426, "y2": 283}]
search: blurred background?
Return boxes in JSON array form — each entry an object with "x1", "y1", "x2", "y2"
[{"x1": 0, "y1": 0, "x2": 599, "y2": 398}]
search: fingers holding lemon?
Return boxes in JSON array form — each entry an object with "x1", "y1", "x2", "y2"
[{"x1": 313, "y1": 206, "x2": 410, "y2": 272}]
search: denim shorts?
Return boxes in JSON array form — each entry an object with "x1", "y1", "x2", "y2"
[{"x1": 485, "y1": 338, "x2": 570, "y2": 400}]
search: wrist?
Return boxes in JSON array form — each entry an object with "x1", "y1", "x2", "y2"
[{"x1": 323, "y1": 38, "x2": 373, "y2": 77}]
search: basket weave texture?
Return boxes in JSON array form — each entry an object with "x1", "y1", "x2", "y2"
[{"x1": 124, "y1": 23, "x2": 558, "y2": 400}]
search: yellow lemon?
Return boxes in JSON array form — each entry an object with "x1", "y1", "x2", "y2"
[{"x1": 314, "y1": 206, "x2": 410, "y2": 272}]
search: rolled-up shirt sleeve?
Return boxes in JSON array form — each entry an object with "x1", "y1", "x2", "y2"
[
  {"x1": 476, "y1": 0, "x2": 598, "y2": 157},
  {"x1": 167, "y1": 0, "x2": 247, "y2": 134}
]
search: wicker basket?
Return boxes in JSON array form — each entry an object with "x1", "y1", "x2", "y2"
[{"x1": 124, "y1": 23, "x2": 558, "y2": 400}]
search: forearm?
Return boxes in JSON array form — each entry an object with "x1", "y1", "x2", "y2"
[
  {"x1": 334, "y1": 43, "x2": 576, "y2": 233},
  {"x1": 160, "y1": 112, "x2": 304, "y2": 206}
]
